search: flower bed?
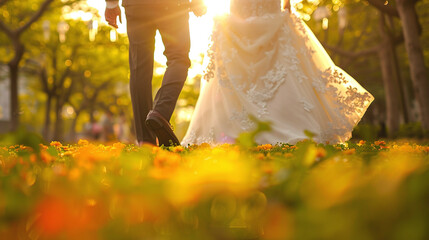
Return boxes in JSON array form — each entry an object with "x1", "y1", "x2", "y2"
[{"x1": 1, "y1": 137, "x2": 428, "y2": 239}]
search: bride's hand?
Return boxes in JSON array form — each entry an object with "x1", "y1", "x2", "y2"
[
  {"x1": 283, "y1": 0, "x2": 291, "y2": 11},
  {"x1": 191, "y1": 0, "x2": 207, "y2": 17}
]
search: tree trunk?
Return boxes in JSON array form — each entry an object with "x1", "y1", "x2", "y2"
[
  {"x1": 43, "y1": 94, "x2": 52, "y2": 140},
  {"x1": 0, "y1": 0, "x2": 54, "y2": 131},
  {"x1": 8, "y1": 40, "x2": 24, "y2": 131},
  {"x1": 8, "y1": 63, "x2": 19, "y2": 131},
  {"x1": 68, "y1": 109, "x2": 82, "y2": 142},
  {"x1": 378, "y1": 14, "x2": 402, "y2": 137},
  {"x1": 387, "y1": 15, "x2": 410, "y2": 124},
  {"x1": 396, "y1": 0, "x2": 429, "y2": 131},
  {"x1": 391, "y1": 40, "x2": 412, "y2": 124},
  {"x1": 52, "y1": 100, "x2": 63, "y2": 141},
  {"x1": 89, "y1": 104, "x2": 95, "y2": 124}
]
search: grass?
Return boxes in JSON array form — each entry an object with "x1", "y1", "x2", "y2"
[{"x1": 0, "y1": 130, "x2": 428, "y2": 239}]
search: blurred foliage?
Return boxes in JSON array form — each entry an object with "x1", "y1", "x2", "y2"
[
  {"x1": 0, "y1": 0, "x2": 202, "y2": 142},
  {"x1": 1, "y1": 0, "x2": 429, "y2": 141},
  {"x1": 0, "y1": 0, "x2": 86, "y2": 72},
  {"x1": 297, "y1": 0, "x2": 429, "y2": 135},
  {"x1": 0, "y1": 130, "x2": 428, "y2": 239},
  {"x1": 22, "y1": 16, "x2": 132, "y2": 140}
]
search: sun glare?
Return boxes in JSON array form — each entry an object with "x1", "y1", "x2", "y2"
[
  {"x1": 73, "y1": 0, "x2": 233, "y2": 78},
  {"x1": 204, "y1": 0, "x2": 231, "y2": 15},
  {"x1": 63, "y1": 0, "x2": 309, "y2": 84}
]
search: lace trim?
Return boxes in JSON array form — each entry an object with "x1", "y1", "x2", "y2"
[
  {"x1": 189, "y1": 10, "x2": 374, "y2": 145},
  {"x1": 230, "y1": 107, "x2": 256, "y2": 131},
  {"x1": 182, "y1": 128, "x2": 215, "y2": 146},
  {"x1": 204, "y1": 13, "x2": 299, "y2": 118},
  {"x1": 300, "y1": 99, "x2": 315, "y2": 112},
  {"x1": 203, "y1": 21, "x2": 234, "y2": 90},
  {"x1": 320, "y1": 67, "x2": 374, "y2": 117}
]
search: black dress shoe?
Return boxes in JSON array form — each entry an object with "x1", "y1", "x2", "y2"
[{"x1": 145, "y1": 110, "x2": 180, "y2": 147}]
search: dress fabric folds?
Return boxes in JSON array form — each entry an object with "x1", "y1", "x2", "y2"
[{"x1": 182, "y1": 0, "x2": 374, "y2": 145}]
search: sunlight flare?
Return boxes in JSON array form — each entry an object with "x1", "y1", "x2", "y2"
[{"x1": 203, "y1": 0, "x2": 231, "y2": 15}]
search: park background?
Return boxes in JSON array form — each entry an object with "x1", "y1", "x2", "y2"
[
  {"x1": 1, "y1": 1, "x2": 429, "y2": 239},
  {"x1": 0, "y1": 0, "x2": 428, "y2": 142}
]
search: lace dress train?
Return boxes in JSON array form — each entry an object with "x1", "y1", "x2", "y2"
[{"x1": 182, "y1": 0, "x2": 374, "y2": 145}]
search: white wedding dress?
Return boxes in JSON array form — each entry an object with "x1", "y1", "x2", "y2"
[{"x1": 182, "y1": 0, "x2": 374, "y2": 145}]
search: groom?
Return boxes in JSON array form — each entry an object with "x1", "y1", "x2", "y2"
[{"x1": 105, "y1": 0, "x2": 206, "y2": 146}]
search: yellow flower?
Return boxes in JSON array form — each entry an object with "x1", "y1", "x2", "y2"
[
  {"x1": 78, "y1": 139, "x2": 89, "y2": 146},
  {"x1": 301, "y1": 159, "x2": 362, "y2": 209},
  {"x1": 391, "y1": 143, "x2": 416, "y2": 153},
  {"x1": 150, "y1": 150, "x2": 182, "y2": 179},
  {"x1": 199, "y1": 143, "x2": 211, "y2": 149},
  {"x1": 166, "y1": 150, "x2": 256, "y2": 207}
]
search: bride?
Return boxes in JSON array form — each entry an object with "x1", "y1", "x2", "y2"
[{"x1": 182, "y1": 0, "x2": 374, "y2": 145}]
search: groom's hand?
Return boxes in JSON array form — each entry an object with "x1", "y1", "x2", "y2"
[
  {"x1": 191, "y1": 0, "x2": 207, "y2": 17},
  {"x1": 105, "y1": 4, "x2": 122, "y2": 29}
]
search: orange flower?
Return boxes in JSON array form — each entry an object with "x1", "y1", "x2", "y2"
[
  {"x1": 417, "y1": 146, "x2": 429, "y2": 153},
  {"x1": 261, "y1": 162, "x2": 274, "y2": 174},
  {"x1": 152, "y1": 146, "x2": 161, "y2": 154},
  {"x1": 316, "y1": 147, "x2": 327, "y2": 158},
  {"x1": 69, "y1": 168, "x2": 81, "y2": 180},
  {"x1": 40, "y1": 150, "x2": 54, "y2": 164},
  {"x1": 35, "y1": 196, "x2": 107, "y2": 237},
  {"x1": 50, "y1": 141, "x2": 62, "y2": 148},
  {"x1": 153, "y1": 151, "x2": 181, "y2": 168},
  {"x1": 172, "y1": 146, "x2": 185, "y2": 153},
  {"x1": 35, "y1": 197, "x2": 69, "y2": 237},
  {"x1": 262, "y1": 203, "x2": 294, "y2": 240},
  {"x1": 20, "y1": 145, "x2": 31, "y2": 151},
  {"x1": 256, "y1": 153, "x2": 265, "y2": 160},
  {"x1": 373, "y1": 140, "x2": 389, "y2": 149},
  {"x1": 112, "y1": 142, "x2": 126, "y2": 151},
  {"x1": 374, "y1": 140, "x2": 386, "y2": 146},
  {"x1": 60, "y1": 151, "x2": 73, "y2": 157},
  {"x1": 39, "y1": 144, "x2": 48, "y2": 150},
  {"x1": 257, "y1": 144, "x2": 273, "y2": 151},
  {"x1": 30, "y1": 154, "x2": 37, "y2": 163}
]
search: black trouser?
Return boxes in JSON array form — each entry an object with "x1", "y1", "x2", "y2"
[{"x1": 125, "y1": 3, "x2": 191, "y2": 144}]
